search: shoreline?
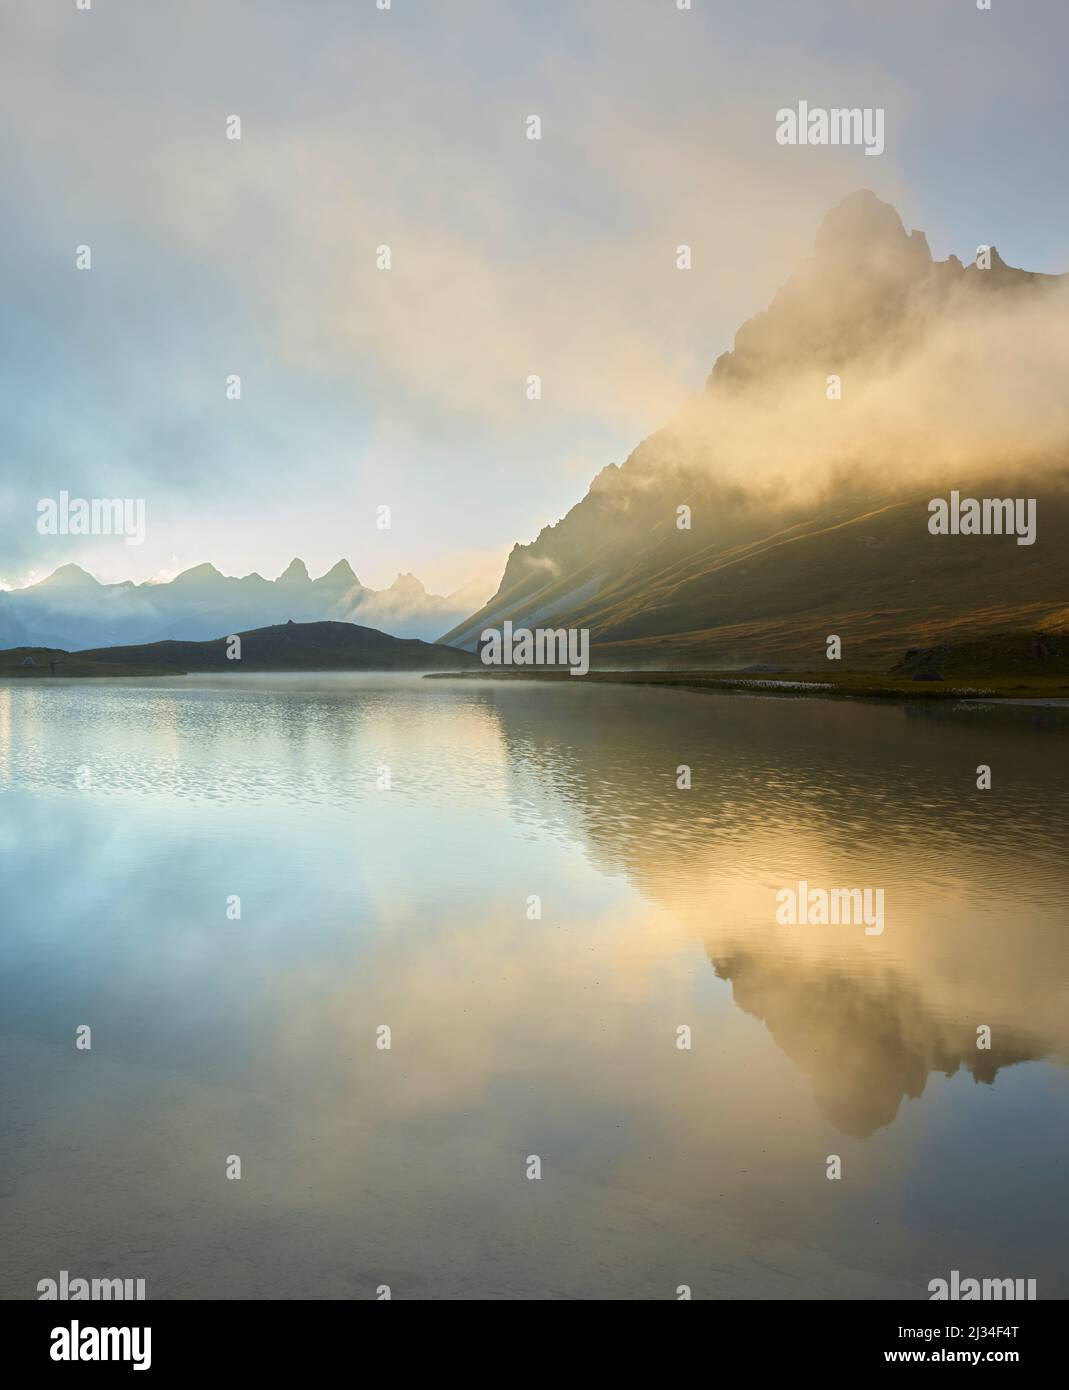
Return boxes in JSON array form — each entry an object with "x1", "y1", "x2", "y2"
[
  {"x1": 4, "y1": 665, "x2": 1069, "y2": 706},
  {"x1": 424, "y1": 668, "x2": 1069, "y2": 705}
]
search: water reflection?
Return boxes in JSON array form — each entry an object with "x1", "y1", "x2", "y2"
[
  {"x1": 1, "y1": 675, "x2": 1067, "y2": 1298},
  {"x1": 482, "y1": 682, "x2": 1069, "y2": 1134}
]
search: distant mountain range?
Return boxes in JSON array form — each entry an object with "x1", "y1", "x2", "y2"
[
  {"x1": 1, "y1": 620, "x2": 479, "y2": 677},
  {"x1": 0, "y1": 559, "x2": 490, "y2": 652},
  {"x1": 444, "y1": 191, "x2": 1069, "y2": 669}
]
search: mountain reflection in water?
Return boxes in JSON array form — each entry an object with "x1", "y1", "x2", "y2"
[{"x1": 1, "y1": 676, "x2": 1066, "y2": 1298}]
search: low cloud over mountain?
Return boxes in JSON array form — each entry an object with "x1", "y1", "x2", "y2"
[
  {"x1": 446, "y1": 192, "x2": 1069, "y2": 668},
  {"x1": 1, "y1": 558, "x2": 491, "y2": 651}
]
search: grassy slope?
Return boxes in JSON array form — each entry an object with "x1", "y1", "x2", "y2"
[
  {"x1": 445, "y1": 472, "x2": 1069, "y2": 671},
  {"x1": 427, "y1": 629, "x2": 1069, "y2": 700}
]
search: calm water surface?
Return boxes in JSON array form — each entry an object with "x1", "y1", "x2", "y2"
[{"x1": 1, "y1": 675, "x2": 1067, "y2": 1299}]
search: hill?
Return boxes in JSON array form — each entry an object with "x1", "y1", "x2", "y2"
[{"x1": 0, "y1": 621, "x2": 480, "y2": 677}]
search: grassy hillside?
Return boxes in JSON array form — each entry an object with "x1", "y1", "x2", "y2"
[
  {"x1": 444, "y1": 470, "x2": 1069, "y2": 669},
  {"x1": 0, "y1": 648, "x2": 161, "y2": 678}
]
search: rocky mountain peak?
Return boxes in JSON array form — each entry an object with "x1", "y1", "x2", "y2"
[
  {"x1": 172, "y1": 562, "x2": 223, "y2": 585},
  {"x1": 318, "y1": 559, "x2": 359, "y2": 585},
  {"x1": 37, "y1": 563, "x2": 99, "y2": 589},
  {"x1": 813, "y1": 189, "x2": 927, "y2": 268},
  {"x1": 388, "y1": 572, "x2": 426, "y2": 596},
  {"x1": 277, "y1": 558, "x2": 310, "y2": 585}
]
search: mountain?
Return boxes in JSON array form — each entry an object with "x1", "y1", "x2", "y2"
[
  {"x1": 0, "y1": 592, "x2": 30, "y2": 648},
  {"x1": 35, "y1": 562, "x2": 104, "y2": 590},
  {"x1": 443, "y1": 191, "x2": 1069, "y2": 669},
  {"x1": 0, "y1": 621, "x2": 480, "y2": 676},
  {"x1": 3, "y1": 559, "x2": 492, "y2": 652}
]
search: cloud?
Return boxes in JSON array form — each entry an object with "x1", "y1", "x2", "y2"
[
  {"x1": 657, "y1": 264, "x2": 1069, "y2": 505},
  {"x1": 2, "y1": 0, "x2": 1067, "y2": 587}
]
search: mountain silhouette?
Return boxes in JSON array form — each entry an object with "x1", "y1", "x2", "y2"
[{"x1": 1, "y1": 620, "x2": 481, "y2": 676}]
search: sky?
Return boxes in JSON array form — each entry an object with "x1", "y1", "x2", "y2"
[{"x1": 2, "y1": 0, "x2": 1067, "y2": 594}]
